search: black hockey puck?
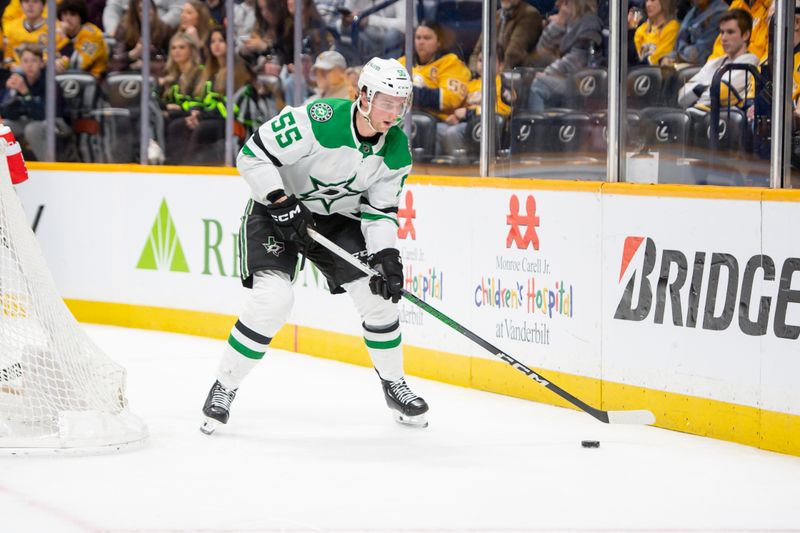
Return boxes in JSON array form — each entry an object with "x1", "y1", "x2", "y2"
[{"x1": 581, "y1": 440, "x2": 600, "y2": 448}]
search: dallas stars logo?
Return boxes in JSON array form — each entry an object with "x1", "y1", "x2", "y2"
[
  {"x1": 299, "y1": 175, "x2": 363, "y2": 213},
  {"x1": 263, "y1": 236, "x2": 285, "y2": 257},
  {"x1": 310, "y1": 102, "x2": 333, "y2": 122}
]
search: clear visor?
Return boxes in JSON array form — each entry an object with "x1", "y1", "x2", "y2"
[{"x1": 371, "y1": 92, "x2": 412, "y2": 120}]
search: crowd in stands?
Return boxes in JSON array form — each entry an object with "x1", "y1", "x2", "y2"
[{"x1": 0, "y1": 0, "x2": 794, "y2": 182}]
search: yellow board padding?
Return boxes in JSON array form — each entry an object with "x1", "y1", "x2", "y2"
[
  {"x1": 28, "y1": 163, "x2": 800, "y2": 202},
  {"x1": 64, "y1": 299, "x2": 799, "y2": 457}
]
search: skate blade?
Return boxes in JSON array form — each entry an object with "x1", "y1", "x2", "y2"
[
  {"x1": 393, "y1": 411, "x2": 428, "y2": 428},
  {"x1": 200, "y1": 417, "x2": 220, "y2": 435}
]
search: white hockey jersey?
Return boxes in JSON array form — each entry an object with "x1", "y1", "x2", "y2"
[{"x1": 238, "y1": 98, "x2": 412, "y2": 254}]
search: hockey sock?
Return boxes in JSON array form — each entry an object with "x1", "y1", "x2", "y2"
[
  {"x1": 363, "y1": 319, "x2": 403, "y2": 382},
  {"x1": 217, "y1": 320, "x2": 271, "y2": 389}
]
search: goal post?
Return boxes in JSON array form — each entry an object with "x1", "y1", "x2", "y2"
[{"x1": 0, "y1": 139, "x2": 147, "y2": 455}]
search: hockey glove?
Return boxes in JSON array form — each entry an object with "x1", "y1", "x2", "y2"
[
  {"x1": 368, "y1": 248, "x2": 403, "y2": 303},
  {"x1": 266, "y1": 194, "x2": 315, "y2": 247}
]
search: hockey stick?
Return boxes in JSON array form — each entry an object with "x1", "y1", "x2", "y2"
[{"x1": 308, "y1": 228, "x2": 656, "y2": 426}]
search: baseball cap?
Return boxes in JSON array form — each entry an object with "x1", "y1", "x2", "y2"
[{"x1": 312, "y1": 51, "x2": 347, "y2": 71}]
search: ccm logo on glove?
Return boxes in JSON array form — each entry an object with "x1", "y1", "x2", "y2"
[{"x1": 368, "y1": 248, "x2": 404, "y2": 303}]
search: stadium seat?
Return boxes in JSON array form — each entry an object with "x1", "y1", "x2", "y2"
[
  {"x1": 570, "y1": 68, "x2": 607, "y2": 111},
  {"x1": 56, "y1": 71, "x2": 99, "y2": 162},
  {"x1": 507, "y1": 67, "x2": 539, "y2": 110},
  {"x1": 587, "y1": 110, "x2": 642, "y2": 154},
  {"x1": 639, "y1": 107, "x2": 690, "y2": 151},
  {"x1": 691, "y1": 107, "x2": 746, "y2": 152},
  {"x1": 663, "y1": 65, "x2": 702, "y2": 107},
  {"x1": 410, "y1": 111, "x2": 438, "y2": 162},
  {"x1": 105, "y1": 72, "x2": 157, "y2": 109},
  {"x1": 89, "y1": 108, "x2": 136, "y2": 163},
  {"x1": 627, "y1": 66, "x2": 663, "y2": 109},
  {"x1": 464, "y1": 114, "x2": 509, "y2": 157}
]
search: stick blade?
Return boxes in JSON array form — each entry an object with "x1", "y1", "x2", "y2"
[{"x1": 606, "y1": 409, "x2": 656, "y2": 425}]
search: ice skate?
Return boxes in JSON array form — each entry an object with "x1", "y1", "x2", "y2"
[
  {"x1": 200, "y1": 380, "x2": 237, "y2": 435},
  {"x1": 381, "y1": 377, "x2": 429, "y2": 428}
]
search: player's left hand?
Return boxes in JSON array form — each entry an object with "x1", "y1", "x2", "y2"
[
  {"x1": 368, "y1": 248, "x2": 403, "y2": 303},
  {"x1": 266, "y1": 194, "x2": 315, "y2": 246}
]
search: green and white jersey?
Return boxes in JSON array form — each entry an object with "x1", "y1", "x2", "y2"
[{"x1": 237, "y1": 98, "x2": 412, "y2": 254}]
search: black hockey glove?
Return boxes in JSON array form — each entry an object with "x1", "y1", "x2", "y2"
[
  {"x1": 368, "y1": 248, "x2": 403, "y2": 303},
  {"x1": 266, "y1": 194, "x2": 315, "y2": 247}
]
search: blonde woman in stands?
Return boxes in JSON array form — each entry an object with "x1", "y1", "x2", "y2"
[
  {"x1": 158, "y1": 31, "x2": 205, "y2": 164},
  {"x1": 179, "y1": 0, "x2": 215, "y2": 56},
  {"x1": 630, "y1": 0, "x2": 680, "y2": 66}
]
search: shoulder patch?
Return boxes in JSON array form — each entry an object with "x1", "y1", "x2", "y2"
[{"x1": 309, "y1": 102, "x2": 333, "y2": 122}]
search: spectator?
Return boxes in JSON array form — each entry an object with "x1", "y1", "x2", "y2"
[
  {"x1": 677, "y1": 9, "x2": 758, "y2": 110},
  {"x1": 167, "y1": 27, "x2": 253, "y2": 164},
  {"x1": 339, "y1": 0, "x2": 412, "y2": 59},
  {"x1": 439, "y1": 46, "x2": 513, "y2": 156},
  {"x1": 239, "y1": 0, "x2": 288, "y2": 67},
  {"x1": 707, "y1": 0, "x2": 771, "y2": 62},
  {"x1": 304, "y1": 50, "x2": 351, "y2": 103},
  {"x1": 205, "y1": 0, "x2": 224, "y2": 25},
  {"x1": 233, "y1": 0, "x2": 256, "y2": 53},
  {"x1": 179, "y1": 0, "x2": 215, "y2": 52},
  {"x1": 344, "y1": 64, "x2": 360, "y2": 95},
  {"x1": 103, "y1": 0, "x2": 183, "y2": 35},
  {"x1": 628, "y1": 0, "x2": 680, "y2": 66},
  {"x1": 56, "y1": 0, "x2": 109, "y2": 78},
  {"x1": 469, "y1": 0, "x2": 543, "y2": 73},
  {"x1": 110, "y1": 0, "x2": 175, "y2": 75},
  {"x1": 0, "y1": 44, "x2": 76, "y2": 161},
  {"x1": 661, "y1": 0, "x2": 727, "y2": 67},
  {"x1": 4, "y1": 0, "x2": 50, "y2": 68},
  {"x1": 527, "y1": 0, "x2": 603, "y2": 110},
  {"x1": 158, "y1": 31, "x2": 204, "y2": 162},
  {"x1": 398, "y1": 20, "x2": 471, "y2": 122},
  {"x1": 281, "y1": 0, "x2": 338, "y2": 105},
  {"x1": 315, "y1": 0, "x2": 345, "y2": 29}
]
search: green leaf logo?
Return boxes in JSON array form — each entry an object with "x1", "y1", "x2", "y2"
[{"x1": 137, "y1": 198, "x2": 189, "y2": 272}]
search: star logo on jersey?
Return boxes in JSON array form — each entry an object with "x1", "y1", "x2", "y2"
[
  {"x1": 310, "y1": 102, "x2": 333, "y2": 122},
  {"x1": 263, "y1": 236, "x2": 285, "y2": 257},
  {"x1": 299, "y1": 175, "x2": 363, "y2": 213}
]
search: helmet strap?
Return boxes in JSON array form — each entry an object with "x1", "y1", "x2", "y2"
[{"x1": 356, "y1": 91, "x2": 379, "y2": 134}]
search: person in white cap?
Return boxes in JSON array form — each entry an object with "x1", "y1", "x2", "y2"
[
  {"x1": 305, "y1": 50, "x2": 352, "y2": 103},
  {"x1": 200, "y1": 57, "x2": 430, "y2": 435}
]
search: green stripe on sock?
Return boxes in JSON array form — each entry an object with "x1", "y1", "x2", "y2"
[
  {"x1": 364, "y1": 335, "x2": 402, "y2": 350},
  {"x1": 228, "y1": 334, "x2": 265, "y2": 359}
]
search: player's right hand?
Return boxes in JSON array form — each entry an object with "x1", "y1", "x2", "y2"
[{"x1": 266, "y1": 194, "x2": 315, "y2": 246}]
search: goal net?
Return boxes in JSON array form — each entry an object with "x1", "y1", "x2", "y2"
[{"x1": 0, "y1": 143, "x2": 147, "y2": 454}]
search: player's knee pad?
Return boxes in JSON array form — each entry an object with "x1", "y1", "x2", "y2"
[
  {"x1": 239, "y1": 270, "x2": 294, "y2": 338},
  {"x1": 344, "y1": 276, "x2": 398, "y2": 328}
]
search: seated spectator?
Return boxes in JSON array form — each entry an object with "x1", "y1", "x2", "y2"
[
  {"x1": 305, "y1": 50, "x2": 351, "y2": 103},
  {"x1": 677, "y1": 9, "x2": 758, "y2": 110},
  {"x1": 338, "y1": 0, "x2": 412, "y2": 59},
  {"x1": 439, "y1": 46, "x2": 513, "y2": 156},
  {"x1": 398, "y1": 20, "x2": 471, "y2": 122},
  {"x1": 103, "y1": 0, "x2": 183, "y2": 35},
  {"x1": 239, "y1": 0, "x2": 289, "y2": 67},
  {"x1": 707, "y1": 0, "x2": 771, "y2": 62},
  {"x1": 469, "y1": 0, "x2": 542, "y2": 73},
  {"x1": 527, "y1": 0, "x2": 603, "y2": 110},
  {"x1": 233, "y1": 0, "x2": 256, "y2": 53},
  {"x1": 345, "y1": 64, "x2": 360, "y2": 95},
  {"x1": 158, "y1": 31, "x2": 204, "y2": 162},
  {"x1": 110, "y1": 0, "x2": 175, "y2": 75},
  {"x1": 0, "y1": 44, "x2": 76, "y2": 161},
  {"x1": 205, "y1": 0, "x2": 224, "y2": 25},
  {"x1": 179, "y1": 0, "x2": 215, "y2": 53},
  {"x1": 167, "y1": 27, "x2": 253, "y2": 165},
  {"x1": 56, "y1": 0, "x2": 109, "y2": 78},
  {"x1": 281, "y1": 0, "x2": 338, "y2": 105},
  {"x1": 661, "y1": 0, "x2": 727, "y2": 67},
  {"x1": 4, "y1": 0, "x2": 51, "y2": 68},
  {"x1": 628, "y1": 0, "x2": 680, "y2": 66}
]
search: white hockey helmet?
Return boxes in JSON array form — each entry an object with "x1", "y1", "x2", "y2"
[{"x1": 357, "y1": 57, "x2": 413, "y2": 125}]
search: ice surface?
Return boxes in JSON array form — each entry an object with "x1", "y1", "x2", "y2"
[{"x1": 2, "y1": 324, "x2": 799, "y2": 533}]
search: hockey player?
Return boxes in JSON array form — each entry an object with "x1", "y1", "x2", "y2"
[{"x1": 200, "y1": 56, "x2": 428, "y2": 435}]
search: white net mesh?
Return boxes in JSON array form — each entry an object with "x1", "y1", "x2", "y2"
[{"x1": 0, "y1": 146, "x2": 147, "y2": 453}]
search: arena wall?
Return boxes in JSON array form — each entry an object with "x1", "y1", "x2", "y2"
[{"x1": 16, "y1": 162, "x2": 800, "y2": 456}]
